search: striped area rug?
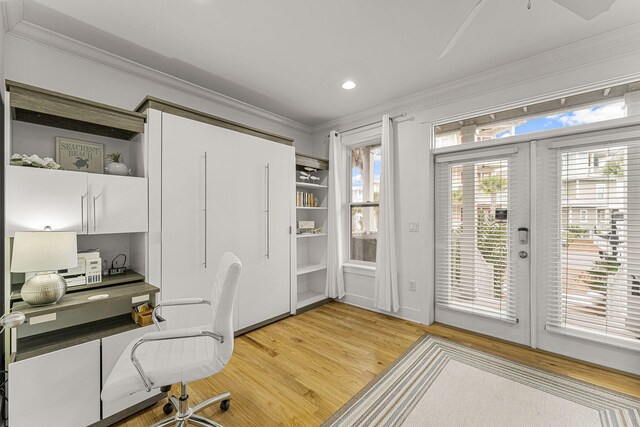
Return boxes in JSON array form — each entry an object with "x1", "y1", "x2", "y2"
[{"x1": 323, "y1": 336, "x2": 640, "y2": 427}]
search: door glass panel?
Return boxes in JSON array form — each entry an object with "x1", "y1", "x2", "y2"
[
  {"x1": 436, "y1": 157, "x2": 516, "y2": 322},
  {"x1": 551, "y1": 145, "x2": 640, "y2": 343}
]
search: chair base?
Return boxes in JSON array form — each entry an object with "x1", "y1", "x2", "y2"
[{"x1": 151, "y1": 383, "x2": 230, "y2": 427}]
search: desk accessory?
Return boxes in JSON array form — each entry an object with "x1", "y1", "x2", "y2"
[
  {"x1": 11, "y1": 230, "x2": 78, "y2": 306},
  {"x1": 25, "y1": 250, "x2": 101, "y2": 288}
]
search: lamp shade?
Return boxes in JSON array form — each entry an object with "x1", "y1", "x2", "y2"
[{"x1": 11, "y1": 231, "x2": 78, "y2": 273}]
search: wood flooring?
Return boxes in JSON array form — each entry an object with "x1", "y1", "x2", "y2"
[{"x1": 116, "y1": 302, "x2": 640, "y2": 427}]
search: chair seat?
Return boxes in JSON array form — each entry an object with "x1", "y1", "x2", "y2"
[{"x1": 101, "y1": 324, "x2": 224, "y2": 402}]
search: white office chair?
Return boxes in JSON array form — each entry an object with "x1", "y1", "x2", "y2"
[{"x1": 101, "y1": 252, "x2": 242, "y2": 427}]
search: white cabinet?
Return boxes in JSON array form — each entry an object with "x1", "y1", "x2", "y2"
[
  {"x1": 160, "y1": 112, "x2": 294, "y2": 331},
  {"x1": 5, "y1": 166, "x2": 148, "y2": 235},
  {"x1": 89, "y1": 174, "x2": 148, "y2": 234},
  {"x1": 8, "y1": 340, "x2": 101, "y2": 427},
  {"x1": 5, "y1": 166, "x2": 87, "y2": 235},
  {"x1": 101, "y1": 325, "x2": 162, "y2": 418}
]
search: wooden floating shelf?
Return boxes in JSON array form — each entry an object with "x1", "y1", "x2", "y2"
[
  {"x1": 13, "y1": 282, "x2": 159, "y2": 319},
  {"x1": 296, "y1": 206, "x2": 327, "y2": 210},
  {"x1": 6, "y1": 80, "x2": 146, "y2": 141}
]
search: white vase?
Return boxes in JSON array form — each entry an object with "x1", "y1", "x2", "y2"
[{"x1": 105, "y1": 162, "x2": 129, "y2": 176}]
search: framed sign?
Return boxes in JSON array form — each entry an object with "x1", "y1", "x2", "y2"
[{"x1": 55, "y1": 137, "x2": 104, "y2": 174}]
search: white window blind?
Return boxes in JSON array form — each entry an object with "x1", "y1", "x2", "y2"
[
  {"x1": 538, "y1": 139, "x2": 640, "y2": 347},
  {"x1": 435, "y1": 154, "x2": 518, "y2": 322}
]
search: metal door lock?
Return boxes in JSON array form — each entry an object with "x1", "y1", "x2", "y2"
[{"x1": 519, "y1": 251, "x2": 528, "y2": 259}]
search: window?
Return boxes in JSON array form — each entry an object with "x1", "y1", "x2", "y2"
[
  {"x1": 434, "y1": 81, "x2": 640, "y2": 148},
  {"x1": 596, "y1": 183, "x2": 606, "y2": 199},
  {"x1": 350, "y1": 143, "x2": 381, "y2": 263}
]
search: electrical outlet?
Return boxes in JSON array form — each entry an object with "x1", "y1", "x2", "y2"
[
  {"x1": 409, "y1": 280, "x2": 417, "y2": 292},
  {"x1": 409, "y1": 222, "x2": 419, "y2": 232}
]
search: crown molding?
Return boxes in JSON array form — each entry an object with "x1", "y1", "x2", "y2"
[
  {"x1": 312, "y1": 22, "x2": 640, "y2": 135},
  {"x1": 6, "y1": 19, "x2": 312, "y2": 134}
]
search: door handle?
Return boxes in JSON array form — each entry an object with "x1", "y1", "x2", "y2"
[
  {"x1": 204, "y1": 152, "x2": 208, "y2": 269},
  {"x1": 265, "y1": 163, "x2": 270, "y2": 260},
  {"x1": 81, "y1": 194, "x2": 85, "y2": 231},
  {"x1": 93, "y1": 196, "x2": 97, "y2": 232}
]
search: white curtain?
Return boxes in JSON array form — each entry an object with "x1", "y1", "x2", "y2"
[
  {"x1": 326, "y1": 130, "x2": 346, "y2": 298},
  {"x1": 374, "y1": 115, "x2": 399, "y2": 312}
]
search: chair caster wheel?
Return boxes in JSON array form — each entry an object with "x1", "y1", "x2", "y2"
[
  {"x1": 163, "y1": 402, "x2": 174, "y2": 415},
  {"x1": 220, "y1": 399, "x2": 231, "y2": 411}
]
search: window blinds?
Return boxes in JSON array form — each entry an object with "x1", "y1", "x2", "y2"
[
  {"x1": 538, "y1": 138, "x2": 640, "y2": 347},
  {"x1": 435, "y1": 153, "x2": 518, "y2": 322}
]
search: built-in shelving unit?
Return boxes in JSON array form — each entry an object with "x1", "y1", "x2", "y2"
[
  {"x1": 3, "y1": 81, "x2": 159, "y2": 426},
  {"x1": 294, "y1": 154, "x2": 330, "y2": 311}
]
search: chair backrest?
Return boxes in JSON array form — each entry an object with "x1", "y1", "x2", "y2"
[{"x1": 211, "y1": 252, "x2": 242, "y2": 364}]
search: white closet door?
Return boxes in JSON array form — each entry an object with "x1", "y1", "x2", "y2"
[
  {"x1": 205, "y1": 132, "x2": 293, "y2": 330},
  {"x1": 5, "y1": 166, "x2": 88, "y2": 235},
  {"x1": 88, "y1": 174, "x2": 148, "y2": 234},
  {"x1": 234, "y1": 135, "x2": 292, "y2": 329},
  {"x1": 161, "y1": 113, "x2": 212, "y2": 329}
]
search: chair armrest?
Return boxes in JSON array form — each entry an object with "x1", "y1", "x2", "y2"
[
  {"x1": 152, "y1": 298, "x2": 211, "y2": 331},
  {"x1": 130, "y1": 329, "x2": 224, "y2": 392}
]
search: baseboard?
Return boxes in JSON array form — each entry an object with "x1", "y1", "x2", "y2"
[
  {"x1": 296, "y1": 298, "x2": 333, "y2": 315},
  {"x1": 235, "y1": 312, "x2": 290, "y2": 336},
  {"x1": 338, "y1": 294, "x2": 423, "y2": 323}
]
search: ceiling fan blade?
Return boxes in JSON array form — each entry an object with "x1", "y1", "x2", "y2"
[
  {"x1": 438, "y1": 0, "x2": 487, "y2": 60},
  {"x1": 553, "y1": 0, "x2": 616, "y2": 20}
]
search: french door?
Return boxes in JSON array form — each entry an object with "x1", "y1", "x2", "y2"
[
  {"x1": 434, "y1": 143, "x2": 531, "y2": 345},
  {"x1": 535, "y1": 127, "x2": 640, "y2": 374},
  {"x1": 434, "y1": 127, "x2": 640, "y2": 374}
]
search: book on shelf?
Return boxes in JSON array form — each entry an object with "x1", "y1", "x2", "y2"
[{"x1": 296, "y1": 191, "x2": 318, "y2": 207}]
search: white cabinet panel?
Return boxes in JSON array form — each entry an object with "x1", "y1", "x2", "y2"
[
  {"x1": 160, "y1": 112, "x2": 293, "y2": 332},
  {"x1": 8, "y1": 340, "x2": 100, "y2": 427},
  {"x1": 207, "y1": 133, "x2": 293, "y2": 329},
  {"x1": 101, "y1": 324, "x2": 162, "y2": 418},
  {"x1": 88, "y1": 174, "x2": 148, "y2": 234},
  {"x1": 161, "y1": 113, "x2": 211, "y2": 329},
  {"x1": 5, "y1": 166, "x2": 88, "y2": 235}
]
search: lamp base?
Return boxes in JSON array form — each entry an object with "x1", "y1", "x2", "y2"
[{"x1": 20, "y1": 272, "x2": 67, "y2": 306}]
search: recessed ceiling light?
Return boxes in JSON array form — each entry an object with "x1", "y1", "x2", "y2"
[{"x1": 341, "y1": 80, "x2": 356, "y2": 90}]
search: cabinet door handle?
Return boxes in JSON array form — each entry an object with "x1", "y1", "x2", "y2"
[
  {"x1": 93, "y1": 196, "x2": 97, "y2": 232},
  {"x1": 81, "y1": 195, "x2": 85, "y2": 231},
  {"x1": 265, "y1": 163, "x2": 270, "y2": 260},
  {"x1": 204, "y1": 152, "x2": 208, "y2": 269}
]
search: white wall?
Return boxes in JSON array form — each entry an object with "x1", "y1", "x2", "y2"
[
  {"x1": 313, "y1": 23, "x2": 640, "y2": 325},
  {"x1": 4, "y1": 31, "x2": 313, "y2": 153},
  {"x1": 0, "y1": 7, "x2": 6, "y2": 102}
]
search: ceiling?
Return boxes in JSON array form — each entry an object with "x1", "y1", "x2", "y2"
[{"x1": 15, "y1": 0, "x2": 640, "y2": 126}]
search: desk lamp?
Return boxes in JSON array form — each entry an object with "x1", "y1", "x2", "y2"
[{"x1": 11, "y1": 230, "x2": 77, "y2": 306}]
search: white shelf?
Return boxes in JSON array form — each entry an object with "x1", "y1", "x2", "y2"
[
  {"x1": 297, "y1": 263, "x2": 327, "y2": 275},
  {"x1": 296, "y1": 182, "x2": 328, "y2": 189},
  {"x1": 296, "y1": 206, "x2": 327, "y2": 210},
  {"x1": 297, "y1": 289, "x2": 326, "y2": 309},
  {"x1": 297, "y1": 233, "x2": 327, "y2": 238}
]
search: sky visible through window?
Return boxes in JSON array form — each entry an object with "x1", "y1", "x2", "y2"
[{"x1": 495, "y1": 102, "x2": 625, "y2": 138}]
